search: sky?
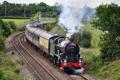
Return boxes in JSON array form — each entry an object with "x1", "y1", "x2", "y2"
[{"x1": 0, "y1": 0, "x2": 120, "y2": 8}]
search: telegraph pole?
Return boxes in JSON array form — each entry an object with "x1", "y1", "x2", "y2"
[
  {"x1": 38, "y1": 12, "x2": 41, "y2": 22},
  {"x1": 24, "y1": 5, "x2": 26, "y2": 17},
  {"x1": 5, "y1": 5, "x2": 7, "y2": 16}
]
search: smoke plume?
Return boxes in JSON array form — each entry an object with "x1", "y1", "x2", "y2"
[
  {"x1": 57, "y1": 0, "x2": 95, "y2": 35},
  {"x1": 56, "y1": 0, "x2": 117, "y2": 35}
]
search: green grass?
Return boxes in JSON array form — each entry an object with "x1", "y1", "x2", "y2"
[
  {"x1": 2, "y1": 19, "x2": 30, "y2": 28},
  {"x1": 40, "y1": 18, "x2": 56, "y2": 22},
  {"x1": 81, "y1": 48, "x2": 101, "y2": 56},
  {"x1": 80, "y1": 48, "x2": 120, "y2": 80},
  {"x1": 92, "y1": 60, "x2": 120, "y2": 80},
  {"x1": 97, "y1": 60, "x2": 120, "y2": 80},
  {"x1": 0, "y1": 50, "x2": 23, "y2": 80},
  {"x1": 2, "y1": 18, "x2": 55, "y2": 29}
]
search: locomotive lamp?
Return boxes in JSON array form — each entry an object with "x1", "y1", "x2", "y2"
[{"x1": 64, "y1": 59, "x2": 67, "y2": 66}]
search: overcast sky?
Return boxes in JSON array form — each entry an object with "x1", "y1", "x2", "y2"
[{"x1": 0, "y1": 0, "x2": 120, "y2": 8}]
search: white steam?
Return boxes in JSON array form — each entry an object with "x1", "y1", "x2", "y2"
[
  {"x1": 57, "y1": 0, "x2": 119, "y2": 35},
  {"x1": 57, "y1": 0, "x2": 94, "y2": 35},
  {"x1": 59, "y1": 6, "x2": 84, "y2": 34}
]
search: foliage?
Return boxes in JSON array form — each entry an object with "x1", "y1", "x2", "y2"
[
  {"x1": 1, "y1": 20, "x2": 17, "y2": 37},
  {"x1": 14, "y1": 68, "x2": 21, "y2": 74},
  {"x1": 0, "y1": 34, "x2": 5, "y2": 47},
  {"x1": 81, "y1": 48, "x2": 120, "y2": 80},
  {"x1": 0, "y1": 19, "x2": 13, "y2": 37},
  {"x1": 92, "y1": 3, "x2": 120, "y2": 61},
  {"x1": 8, "y1": 21, "x2": 16, "y2": 31},
  {"x1": 90, "y1": 27, "x2": 102, "y2": 48},
  {"x1": 1, "y1": 16, "x2": 30, "y2": 19},
  {"x1": 43, "y1": 23, "x2": 56, "y2": 31},
  {"x1": 50, "y1": 26, "x2": 66, "y2": 35},
  {"x1": 0, "y1": 19, "x2": 22, "y2": 79},
  {"x1": 0, "y1": 54, "x2": 23, "y2": 80},
  {"x1": 2, "y1": 19, "x2": 29, "y2": 28},
  {"x1": 0, "y1": 1, "x2": 58, "y2": 17},
  {"x1": 100, "y1": 33, "x2": 120, "y2": 61},
  {"x1": 74, "y1": 29, "x2": 91, "y2": 48},
  {"x1": 0, "y1": 68, "x2": 22, "y2": 80},
  {"x1": 16, "y1": 59, "x2": 24, "y2": 65},
  {"x1": 97, "y1": 60, "x2": 120, "y2": 80},
  {"x1": 88, "y1": 59, "x2": 120, "y2": 80},
  {"x1": 3, "y1": 23, "x2": 12, "y2": 37},
  {"x1": 30, "y1": 12, "x2": 56, "y2": 22},
  {"x1": 80, "y1": 28, "x2": 92, "y2": 48},
  {"x1": 74, "y1": 26, "x2": 101, "y2": 48},
  {"x1": 93, "y1": 4, "x2": 120, "y2": 34},
  {"x1": 0, "y1": 19, "x2": 17, "y2": 48},
  {"x1": 0, "y1": 20, "x2": 5, "y2": 47}
]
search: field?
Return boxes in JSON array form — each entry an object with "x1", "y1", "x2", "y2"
[{"x1": 2, "y1": 19, "x2": 30, "y2": 28}]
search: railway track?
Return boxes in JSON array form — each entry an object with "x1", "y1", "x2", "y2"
[
  {"x1": 12, "y1": 32, "x2": 89, "y2": 80},
  {"x1": 13, "y1": 33, "x2": 58, "y2": 80}
]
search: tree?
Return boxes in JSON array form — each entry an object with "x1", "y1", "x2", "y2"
[
  {"x1": 93, "y1": 4, "x2": 120, "y2": 61},
  {"x1": 73, "y1": 27, "x2": 93, "y2": 48},
  {"x1": 0, "y1": 20, "x2": 5, "y2": 47},
  {"x1": 8, "y1": 21, "x2": 16, "y2": 32},
  {"x1": 0, "y1": 1, "x2": 57, "y2": 17},
  {"x1": 0, "y1": 20, "x2": 12, "y2": 37}
]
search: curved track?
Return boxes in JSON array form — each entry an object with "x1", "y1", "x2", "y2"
[
  {"x1": 13, "y1": 33, "x2": 58, "y2": 80},
  {"x1": 12, "y1": 32, "x2": 89, "y2": 80}
]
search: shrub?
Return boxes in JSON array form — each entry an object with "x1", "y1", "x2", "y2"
[
  {"x1": 100, "y1": 33, "x2": 120, "y2": 61},
  {"x1": 74, "y1": 27, "x2": 92, "y2": 48},
  {"x1": 16, "y1": 60, "x2": 24, "y2": 65},
  {"x1": 0, "y1": 69, "x2": 4, "y2": 79},
  {"x1": 43, "y1": 23, "x2": 56, "y2": 31},
  {"x1": 8, "y1": 21, "x2": 17, "y2": 31},
  {"x1": 1, "y1": 16, "x2": 30, "y2": 19},
  {"x1": 74, "y1": 26, "x2": 102, "y2": 48},
  {"x1": 14, "y1": 68, "x2": 20, "y2": 74},
  {"x1": 81, "y1": 29, "x2": 92, "y2": 47}
]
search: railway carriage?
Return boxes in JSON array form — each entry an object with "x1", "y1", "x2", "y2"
[{"x1": 25, "y1": 23, "x2": 84, "y2": 73}]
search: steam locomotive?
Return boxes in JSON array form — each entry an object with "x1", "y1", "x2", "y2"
[{"x1": 25, "y1": 22, "x2": 84, "y2": 73}]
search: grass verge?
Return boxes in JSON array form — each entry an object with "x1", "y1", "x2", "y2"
[
  {"x1": 0, "y1": 50, "x2": 23, "y2": 80},
  {"x1": 2, "y1": 19, "x2": 29, "y2": 28},
  {"x1": 81, "y1": 48, "x2": 120, "y2": 80}
]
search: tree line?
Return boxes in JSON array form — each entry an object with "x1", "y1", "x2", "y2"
[
  {"x1": 0, "y1": 1, "x2": 58, "y2": 18},
  {"x1": 93, "y1": 3, "x2": 120, "y2": 61},
  {"x1": 0, "y1": 19, "x2": 16, "y2": 47}
]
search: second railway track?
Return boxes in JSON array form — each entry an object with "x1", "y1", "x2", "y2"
[
  {"x1": 12, "y1": 32, "x2": 89, "y2": 80},
  {"x1": 13, "y1": 33, "x2": 58, "y2": 80}
]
